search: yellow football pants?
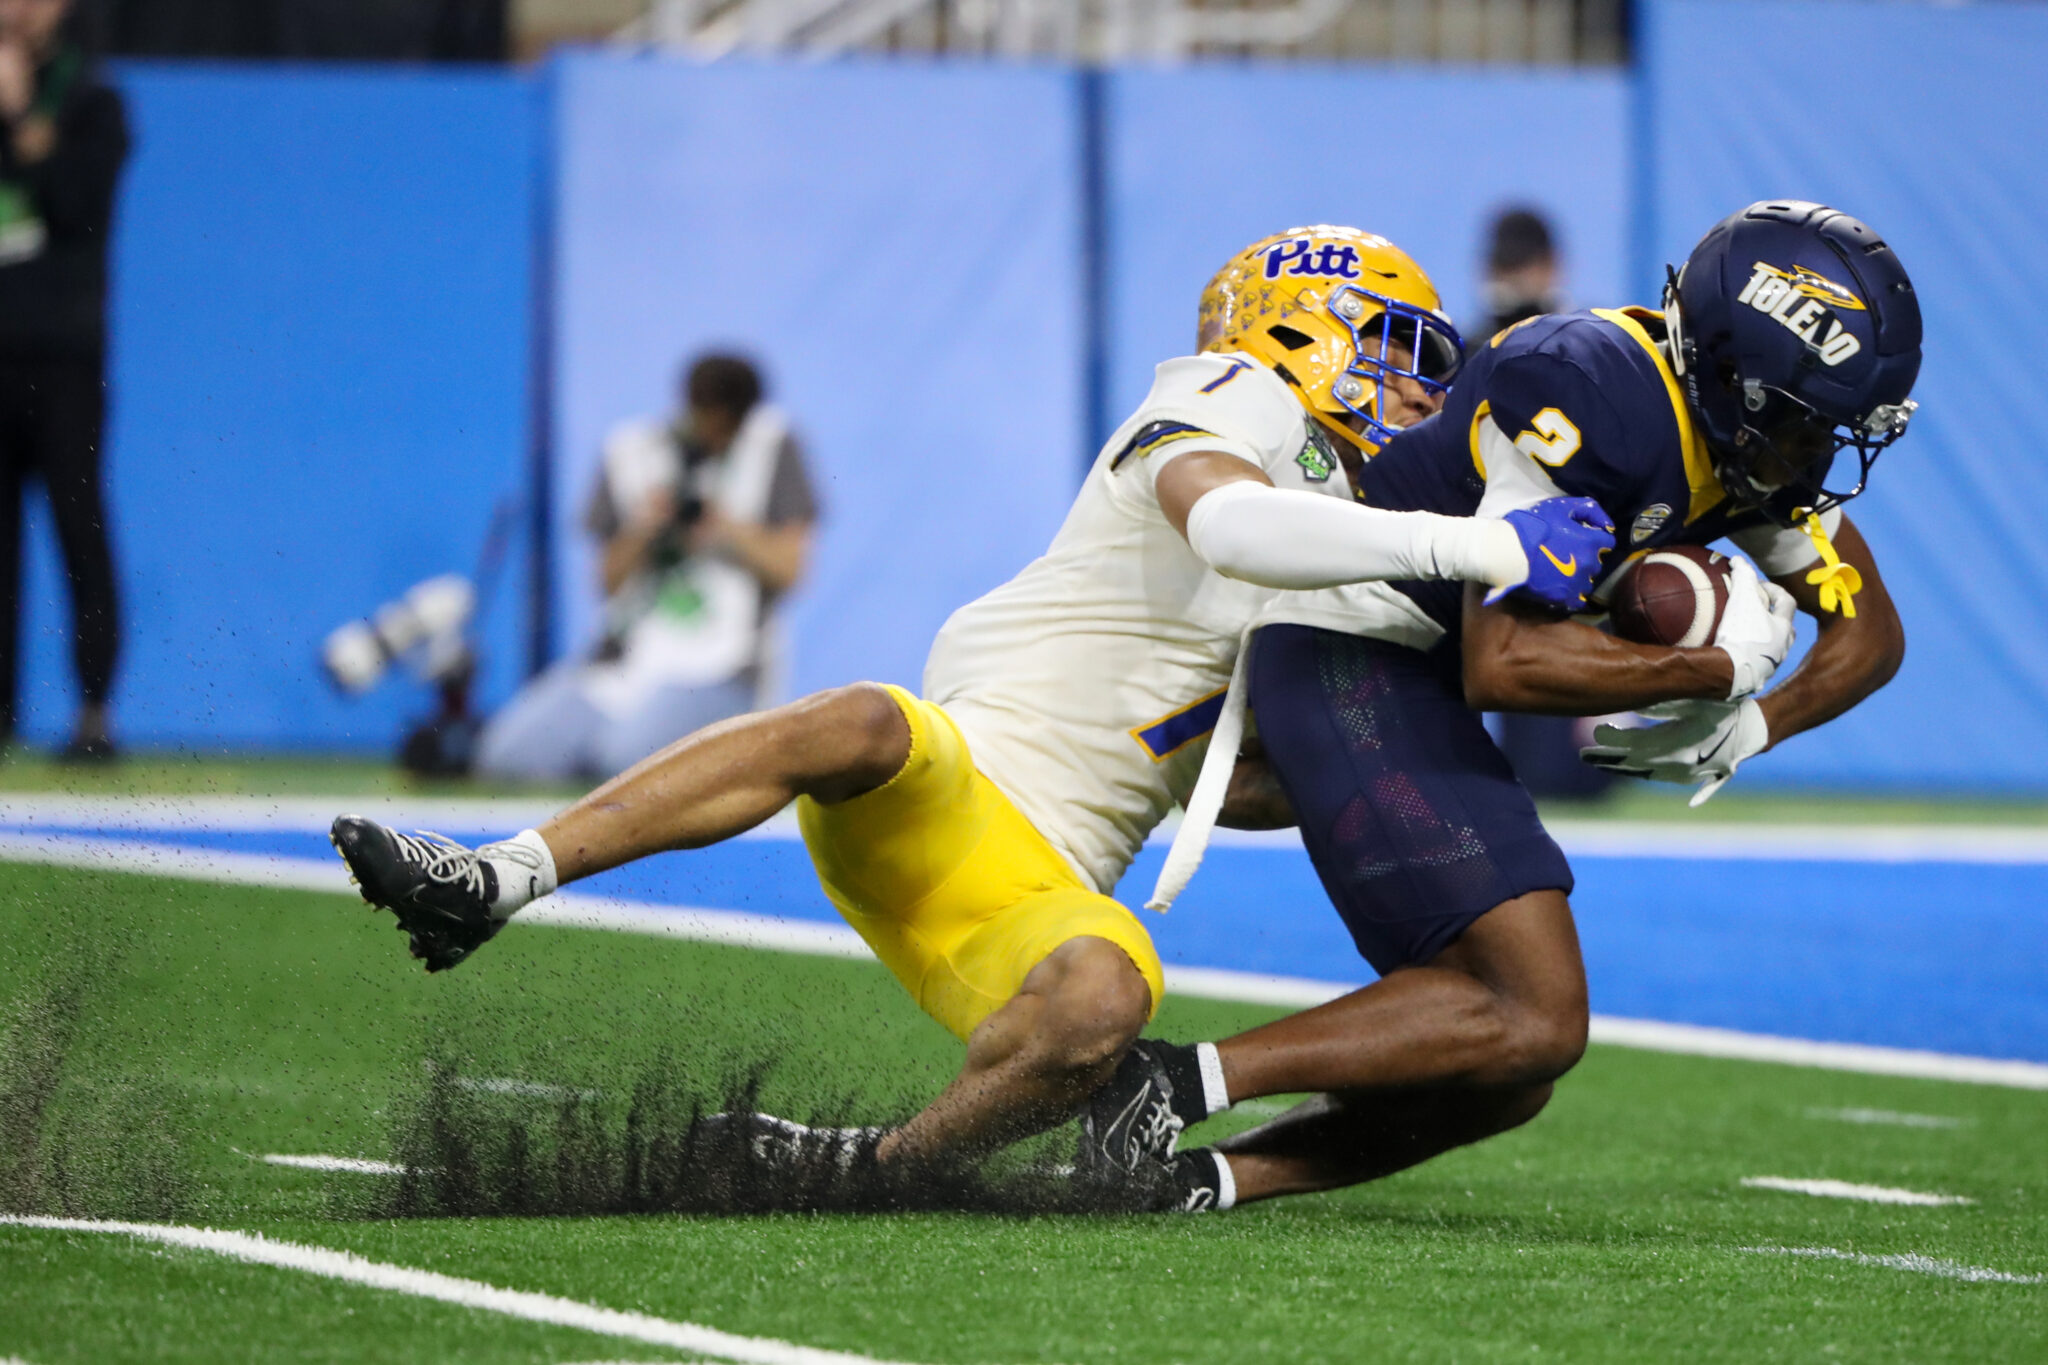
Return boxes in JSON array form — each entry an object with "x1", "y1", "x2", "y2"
[{"x1": 796, "y1": 684, "x2": 1165, "y2": 1042}]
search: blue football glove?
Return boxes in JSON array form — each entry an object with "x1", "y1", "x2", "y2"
[{"x1": 1485, "y1": 496, "x2": 1616, "y2": 612}]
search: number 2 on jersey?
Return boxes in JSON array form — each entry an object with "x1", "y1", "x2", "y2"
[{"x1": 1513, "y1": 407, "x2": 1581, "y2": 467}]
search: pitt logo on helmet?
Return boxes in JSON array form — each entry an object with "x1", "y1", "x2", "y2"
[
  {"x1": 1736, "y1": 261, "x2": 1865, "y2": 366},
  {"x1": 1259, "y1": 236, "x2": 1374, "y2": 281}
]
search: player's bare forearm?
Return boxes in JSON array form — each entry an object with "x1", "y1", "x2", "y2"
[
  {"x1": 1755, "y1": 516, "x2": 1902, "y2": 750},
  {"x1": 1460, "y1": 583, "x2": 1733, "y2": 715},
  {"x1": 1218, "y1": 739, "x2": 1296, "y2": 830}
]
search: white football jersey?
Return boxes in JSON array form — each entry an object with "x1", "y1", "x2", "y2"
[{"x1": 924, "y1": 352, "x2": 1350, "y2": 894}]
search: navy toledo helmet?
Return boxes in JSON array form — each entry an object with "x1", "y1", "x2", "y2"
[{"x1": 1664, "y1": 200, "x2": 1921, "y2": 523}]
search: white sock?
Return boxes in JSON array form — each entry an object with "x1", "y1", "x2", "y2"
[
  {"x1": 1195, "y1": 1041, "x2": 1231, "y2": 1117},
  {"x1": 478, "y1": 828, "x2": 558, "y2": 918},
  {"x1": 1211, "y1": 1150, "x2": 1238, "y2": 1211}
]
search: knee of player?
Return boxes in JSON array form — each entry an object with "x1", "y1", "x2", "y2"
[
  {"x1": 1504, "y1": 995, "x2": 1588, "y2": 1085},
  {"x1": 791, "y1": 683, "x2": 910, "y2": 786},
  {"x1": 1032, "y1": 940, "x2": 1152, "y2": 1078}
]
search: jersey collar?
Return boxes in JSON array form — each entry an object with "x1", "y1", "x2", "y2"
[{"x1": 1592, "y1": 307, "x2": 1726, "y2": 524}]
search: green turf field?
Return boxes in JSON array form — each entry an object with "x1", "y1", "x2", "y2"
[{"x1": 3, "y1": 858, "x2": 2045, "y2": 1364}]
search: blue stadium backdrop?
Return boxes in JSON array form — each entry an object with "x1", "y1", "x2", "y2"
[
  {"x1": 1103, "y1": 64, "x2": 1631, "y2": 427},
  {"x1": 1639, "y1": 0, "x2": 2048, "y2": 791},
  {"x1": 547, "y1": 53, "x2": 1085, "y2": 701},
  {"x1": 14, "y1": 14, "x2": 2045, "y2": 796},
  {"x1": 14, "y1": 64, "x2": 539, "y2": 750}
]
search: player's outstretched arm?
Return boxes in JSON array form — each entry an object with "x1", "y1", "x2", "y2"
[
  {"x1": 1153, "y1": 450, "x2": 1582, "y2": 597},
  {"x1": 1461, "y1": 585, "x2": 1737, "y2": 715},
  {"x1": 1750, "y1": 515, "x2": 1903, "y2": 751}
]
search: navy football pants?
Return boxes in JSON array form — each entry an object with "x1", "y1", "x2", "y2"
[{"x1": 1250, "y1": 624, "x2": 1573, "y2": 977}]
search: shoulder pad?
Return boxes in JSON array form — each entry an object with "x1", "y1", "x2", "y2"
[
  {"x1": 1480, "y1": 346, "x2": 1634, "y2": 508},
  {"x1": 1149, "y1": 352, "x2": 1296, "y2": 407},
  {"x1": 1124, "y1": 352, "x2": 1302, "y2": 458}
]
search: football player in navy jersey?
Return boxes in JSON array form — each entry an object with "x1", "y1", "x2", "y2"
[{"x1": 1082, "y1": 202, "x2": 1920, "y2": 1211}]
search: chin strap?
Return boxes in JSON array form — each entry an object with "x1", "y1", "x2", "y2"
[{"x1": 1798, "y1": 511, "x2": 1861, "y2": 618}]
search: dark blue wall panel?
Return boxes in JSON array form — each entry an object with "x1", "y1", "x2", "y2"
[
  {"x1": 1641, "y1": 0, "x2": 2048, "y2": 790},
  {"x1": 548, "y1": 54, "x2": 1084, "y2": 698},
  {"x1": 17, "y1": 65, "x2": 537, "y2": 750}
]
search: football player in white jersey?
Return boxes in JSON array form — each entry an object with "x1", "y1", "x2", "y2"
[{"x1": 330, "y1": 226, "x2": 1614, "y2": 1183}]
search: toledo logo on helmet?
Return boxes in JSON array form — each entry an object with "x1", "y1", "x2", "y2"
[
  {"x1": 1734, "y1": 261, "x2": 1864, "y2": 365},
  {"x1": 1258, "y1": 237, "x2": 1367, "y2": 281}
]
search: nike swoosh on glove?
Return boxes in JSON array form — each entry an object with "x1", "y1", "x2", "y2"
[
  {"x1": 1715, "y1": 556, "x2": 1798, "y2": 700},
  {"x1": 1579, "y1": 698, "x2": 1770, "y2": 807},
  {"x1": 1485, "y1": 496, "x2": 1617, "y2": 611}
]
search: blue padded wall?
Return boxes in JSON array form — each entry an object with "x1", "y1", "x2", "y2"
[
  {"x1": 16, "y1": 65, "x2": 538, "y2": 750},
  {"x1": 548, "y1": 54, "x2": 1084, "y2": 698},
  {"x1": 1641, "y1": 0, "x2": 2048, "y2": 790},
  {"x1": 1103, "y1": 65, "x2": 1631, "y2": 428}
]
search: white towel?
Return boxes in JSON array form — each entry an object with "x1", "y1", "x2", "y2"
[{"x1": 1146, "y1": 635, "x2": 1252, "y2": 912}]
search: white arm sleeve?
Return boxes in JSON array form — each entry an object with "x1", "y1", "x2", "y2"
[
  {"x1": 1183, "y1": 479, "x2": 1526, "y2": 591},
  {"x1": 1729, "y1": 504, "x2": 1842, "y2": 578}
]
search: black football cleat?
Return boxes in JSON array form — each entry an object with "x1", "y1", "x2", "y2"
[
  {"x1": 330, "y1": 815, "x2": 502, "y2": 972},
  {"x1": 1164, "y1": 1147, "x2": 1231, "y2": 1213},
  {"x1": 697, "y1": 1112, "x2": 887, "y2": 1176},
  {"x1": 1078, "y1": 1038, "x2": 1202, "y2": 1179}
]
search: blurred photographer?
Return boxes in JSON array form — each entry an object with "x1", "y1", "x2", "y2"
[
  {"x1": 0, "y1": 0, "x2": 126, "y2": 759},
  {"x1": 1472, "y1": 206, "x2": 1565, "y2": 341},
  {"x1": 476, "y1": 353, "x2": 819, "y2": 781}
]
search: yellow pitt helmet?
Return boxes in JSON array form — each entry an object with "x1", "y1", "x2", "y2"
[{"x1": 1198, "y1": 225, "x2": 1463, "y2": 452}]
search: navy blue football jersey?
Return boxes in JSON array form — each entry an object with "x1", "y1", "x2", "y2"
[{"x1": 1353, "y1": 306, "x2": 1789, "y2": 634}]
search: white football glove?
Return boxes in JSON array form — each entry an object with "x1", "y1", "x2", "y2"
[
  {"x1": 1579, "y1": 698, "x2": 1770, "y2": 807},
  {"x1": 1715, "y1": 556, "x2": 1798, "y2": 700}
]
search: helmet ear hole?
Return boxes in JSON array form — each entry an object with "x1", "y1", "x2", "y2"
[{"x1": 1265, "y1": 324, "x2": 1316, "y2": 351}]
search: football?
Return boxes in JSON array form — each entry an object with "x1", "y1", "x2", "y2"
[{"x1": 1607, "y1": 544, "x2": 1734, "y2": 647}]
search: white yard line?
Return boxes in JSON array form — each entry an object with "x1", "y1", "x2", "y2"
[
  {"x1": 260, "y1": 1154, "x2": 410, "y2": 1176},
  {"x1": 1158, "y1": 964, "x2": 1348, "y2": 1009},
  {"x1": 1584, "y1": 1016, "x2": 2048, "y2": 1090},
  {"x1": 0, "y1": 794, "x2": 801, "y2": 842},
  {"x1": 0, "y1": 832, "x2": 352, "y2": 892},
  {"x1": 455, "y1": 1076, "x2": 602, "y2": 1101},
  {"x1": 1806, "y1": 1106, "x2": 1968, "y2": 1129},
  {"x1": 1741, "y1": 1176, "x2": 1973, "y2": 1206},
  {"x1": 1542, "y1": 819, "x2": 2048, "y2": 866},
  {"x1": 1195, "y1": 817, "x2": 2048, "y2": 864},
  {"x1": 0, "y1": 1216, "x2": 923, "y2": 1365},
  {"x1": 523, "y1": 897, "x2": 872, "y2": 961},
  {"x1": 7, "y1": 833, "x2": 2048, "y2": 1091},
  {"x1": 1740, "y1": 1245, "x2": 2041, "y2": 1284}
]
